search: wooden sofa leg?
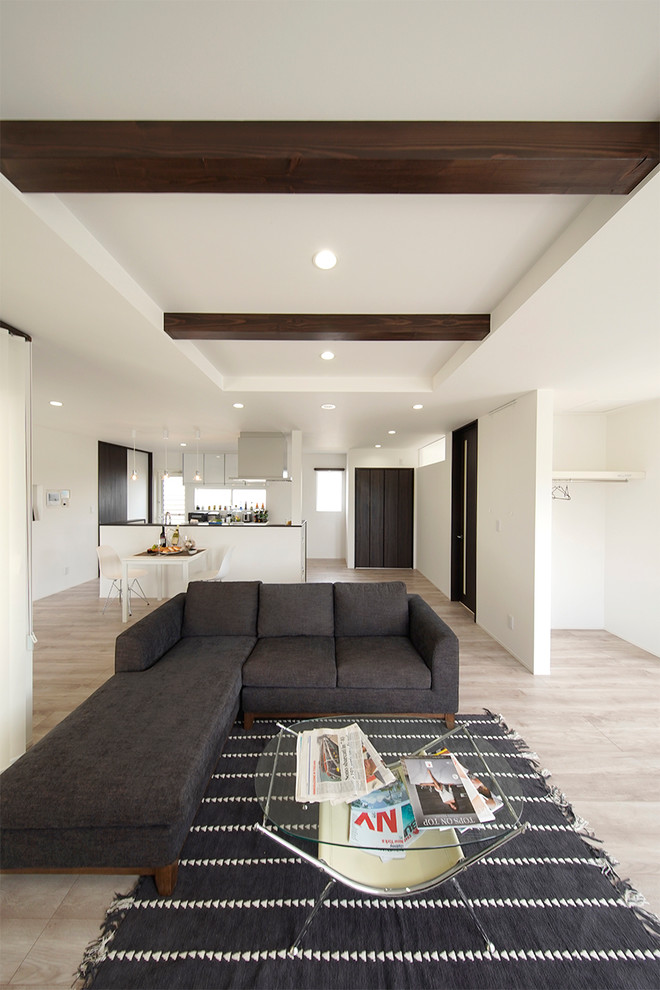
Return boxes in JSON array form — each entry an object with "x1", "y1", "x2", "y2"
[
  {"x1": 444, "y1": 713, "x2": 455, "y2": 730},
  {"x1": 154, "y1": 861, "x2": 178, "y2": 896},
  {"x1": 243, "y1": 712, "x2": 255, "y2": 730}
]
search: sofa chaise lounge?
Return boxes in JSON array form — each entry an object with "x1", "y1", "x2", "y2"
[{"x1": 0, "y1": 580, "x2": 459, "y2": 895}]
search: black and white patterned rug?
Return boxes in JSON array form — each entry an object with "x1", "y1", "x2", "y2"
[{"x1": 79, "y1": 713, "x2": 660, "y2": 989}]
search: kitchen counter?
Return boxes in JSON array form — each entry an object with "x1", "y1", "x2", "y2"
[
  {"x1": 99, "y1": 522, "x2": 306, "y2": 600},
  {"x1": 101, "y1": 522, "x2": 303, "y2": 527}
]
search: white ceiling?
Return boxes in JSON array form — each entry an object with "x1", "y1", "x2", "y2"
[{"x1": 1, "y1": 0, "x2": 659, "y2": 455}]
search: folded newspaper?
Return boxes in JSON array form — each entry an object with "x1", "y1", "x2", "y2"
[{"x1": 295, "y1": 723, "x2": 395, "y2": 804}]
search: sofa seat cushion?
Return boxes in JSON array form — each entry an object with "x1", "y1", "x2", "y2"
[
  {"x1": 1, "y1": 642, "x2": 251, "y2": 838},
  {"x1": 258, "y1": 583, "x2": 334, "y2": 637},
  {"x1": 182, "y1": 580, "x2": 260, "y2": 637},
  {"x1": 334, "y1": 582, "x2": 409, "y2": 637},
  {"x1": 242, "y1": 637, "x2": 336, "y2": 688},
  {"x1": 335, "y1": 637, "x2": 432, "y2": 689}
]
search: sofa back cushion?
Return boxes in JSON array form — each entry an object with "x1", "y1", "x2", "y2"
[
  {"x1": 182, "y1": 581, "x2": 260, "y2": 637},
  {"x1": 334, "y1": 581, "x2": 409, "y2": 637},
  {"x1": 258, "y1": 583, "x2": 334, "y2": 637}
]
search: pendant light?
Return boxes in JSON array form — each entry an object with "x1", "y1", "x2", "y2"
[
  {"x1": 131, "y1": 429, "x2": 138, "y2": 481},
  {"x1": 194, "y1": 429, "x2": 202, "y2": 482},
  {"x1": 162, "y1": 429, "x2": 169, "y2": 479}
]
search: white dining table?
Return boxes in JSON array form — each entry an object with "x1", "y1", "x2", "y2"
[{"x1": 120, "y1": 548, "x2": 208, "y2": 622}]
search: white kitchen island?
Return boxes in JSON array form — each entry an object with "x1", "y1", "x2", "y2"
[{"x1": 99, "y1": 522, "x2": 307, "y2": 603}]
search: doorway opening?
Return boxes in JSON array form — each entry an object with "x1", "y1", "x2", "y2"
[{"x1": 451, "y1": 421, "x2": 477, "y2": 617}]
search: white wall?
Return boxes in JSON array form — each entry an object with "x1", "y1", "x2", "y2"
[
  {"x1": 258, "y1": 481, "x2": 290, "y2": 525},
  {"x1": 415, "y1": 440, "x2": 452, "y2": 598},
  {"x1": 476, "y1": 391, "x2": 553, "y2": 674},
  {"x1": 303, "y1": 453, "x2": 347, "y2": 559},
  {"x1": 345, "y1": 447, "x2": 418, "y2": 568},
  {"x1": 32, "y1": 426, "x2": 99, "y2": 600},
  {"x1": 551, "y1": 414, "x2": 607, "y2": 628},
  {"x1": 605, "y1": 399, "x2": 660, "y2": 657}
]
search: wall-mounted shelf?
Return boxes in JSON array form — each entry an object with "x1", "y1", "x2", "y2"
[
  {"x1": 552, "y1": 470, "x2": 646, "y2": 499},
  {"x1": 552, "y1": 471, "x2": 646, "y2": 482}
]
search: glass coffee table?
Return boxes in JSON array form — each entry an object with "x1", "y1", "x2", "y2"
[{"x1": 255, "y1": 715, "x2": 526, "y2": 954}]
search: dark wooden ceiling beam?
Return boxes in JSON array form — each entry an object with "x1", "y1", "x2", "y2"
[
  {"x1": 164, "y1": 313, "x2": 490, "y2": 342},
  {"x1": 1, "y1": 121, "x2": 658, "y2": 195}
]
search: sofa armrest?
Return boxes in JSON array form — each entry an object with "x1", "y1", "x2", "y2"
[
  {"x1": 407, "y1": 594, "x2": 459, "y2": 709},
  {"x1": 115, "y1": 593, "x2": 186, "y2": 672}
]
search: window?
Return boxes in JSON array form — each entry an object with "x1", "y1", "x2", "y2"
[
  {"x1": 418, "y1": 436, "x2": 446, "y2": 467},
  {"x1": 315, "y1": 470, "x2": 344, "y2": 512},
  {"x1": 194, "y1": 488, "x2": 231, "y2": 509},
  {"x1": 194, "y1": 488, "x2": 267, "y2": 510},
  {"x1": 162, "y1": 475, "x2": 186, "y2": 524}
]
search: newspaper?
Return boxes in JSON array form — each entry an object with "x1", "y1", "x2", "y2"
[{"x1": 295, "y1": 723, "x2": 395, "y2": 804}]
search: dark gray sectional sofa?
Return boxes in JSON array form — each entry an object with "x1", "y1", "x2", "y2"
[{"x1": 0, "y1": 580, "x2": 458, "y2": 895}]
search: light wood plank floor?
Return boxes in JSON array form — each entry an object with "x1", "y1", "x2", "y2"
[{"x1": 2, "y1": 563, "x2": 659, "y2": 987}]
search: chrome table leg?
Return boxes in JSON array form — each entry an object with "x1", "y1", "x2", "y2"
[
  {"x1": 450, "y1": 877, "x2": 496, "y2": 953},
  {"x1": 289, "y1": 879, "x2": 336, "y2": 957}
]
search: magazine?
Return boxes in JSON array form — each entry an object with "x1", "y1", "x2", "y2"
[
  {"x1": 295, "y1": 723, "x2": 394, "y2": 804},
  {"x1": 401, "y1": 753, "x2": 485, "y2": 827},
  {"x1": 348, "y1": 770, "x2": 419, "y2": 859},
  {"x1": 455, "y1": 767, "x2": 504, "y2": 830}
]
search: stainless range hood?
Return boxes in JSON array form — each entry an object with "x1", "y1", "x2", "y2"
[{"x1": 230, "y1": 432, "x2": 290, "y2": 482}]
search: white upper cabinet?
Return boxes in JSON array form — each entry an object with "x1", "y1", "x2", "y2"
[
  {"x1": 184, "y1": 451, "x2": 239, "y2": 484},
  {"x1": 224, "y1": 453, "x2": 238, "y2": 482},
  {"x1": 204, "y1": 453, "x2": 226, "y2": 484}
]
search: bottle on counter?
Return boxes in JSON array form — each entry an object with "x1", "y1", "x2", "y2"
[
  {"x1": 172, "y1": 525, "x2": 180, "y2": 546},
  {"x1": 159, "y1": 526, "x2": 166, "y2": 547}
]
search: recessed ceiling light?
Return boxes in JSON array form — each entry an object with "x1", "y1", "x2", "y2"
[
  {"x1": 321, "y1": 350, "x2": 335, "y2": 361},
  {"x1": 412, "y1": 404, "x2": 424, "y2": 410},
  {"x1": 313, "y1": 249, "x2": 337, "y2": 270},
  {"x1": 375, "y1": 444, "x2": 382, "y2": 448},
  {"x1": 233, "y1": 402, "x2": 244, "y2": 409},
  {"x1": 388, "y1": 430, "x2": 396, "y2": 435},
  {"x1": 321, "y1": 403, "x2": 336, "y2": 410},
  {"x1": 180, "y1": 442, "x2": 187, "y2": 447},
  {"x1": 49, "y1": 400, "x2": 63, "y2": 406}
]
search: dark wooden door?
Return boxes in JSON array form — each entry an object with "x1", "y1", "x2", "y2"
[
  {"x1": 355, "y1": 467, "x2": 414, "y2": 567},
  {"x1": 451, "y1": 421, "x2": 478, "y2": 616},
  {"x1": 98, "y1": 441, "x2": 128, "y2": 525},
  {"x1": 98, "y1": 441, "x2": 154, "y2": 527}
]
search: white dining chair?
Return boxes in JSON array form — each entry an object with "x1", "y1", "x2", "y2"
[
  {"x1": 193, "y1": 545, "x2": 235, "y2": 583},
  {"x1": 97, "y1": 545, "x2": 150, "y2": 615}
]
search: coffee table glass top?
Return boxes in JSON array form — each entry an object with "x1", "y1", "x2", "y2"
[{"x1": 255, "y1": 716, "x2": 524, "y2": 855}]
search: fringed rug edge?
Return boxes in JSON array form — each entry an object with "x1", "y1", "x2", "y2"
[
  {"x1": 482, "y1": 707, "x2": 660, "y2": 943},
  {"x1": 76, "y1": 878, "x2": 143, "y2": 989}
]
